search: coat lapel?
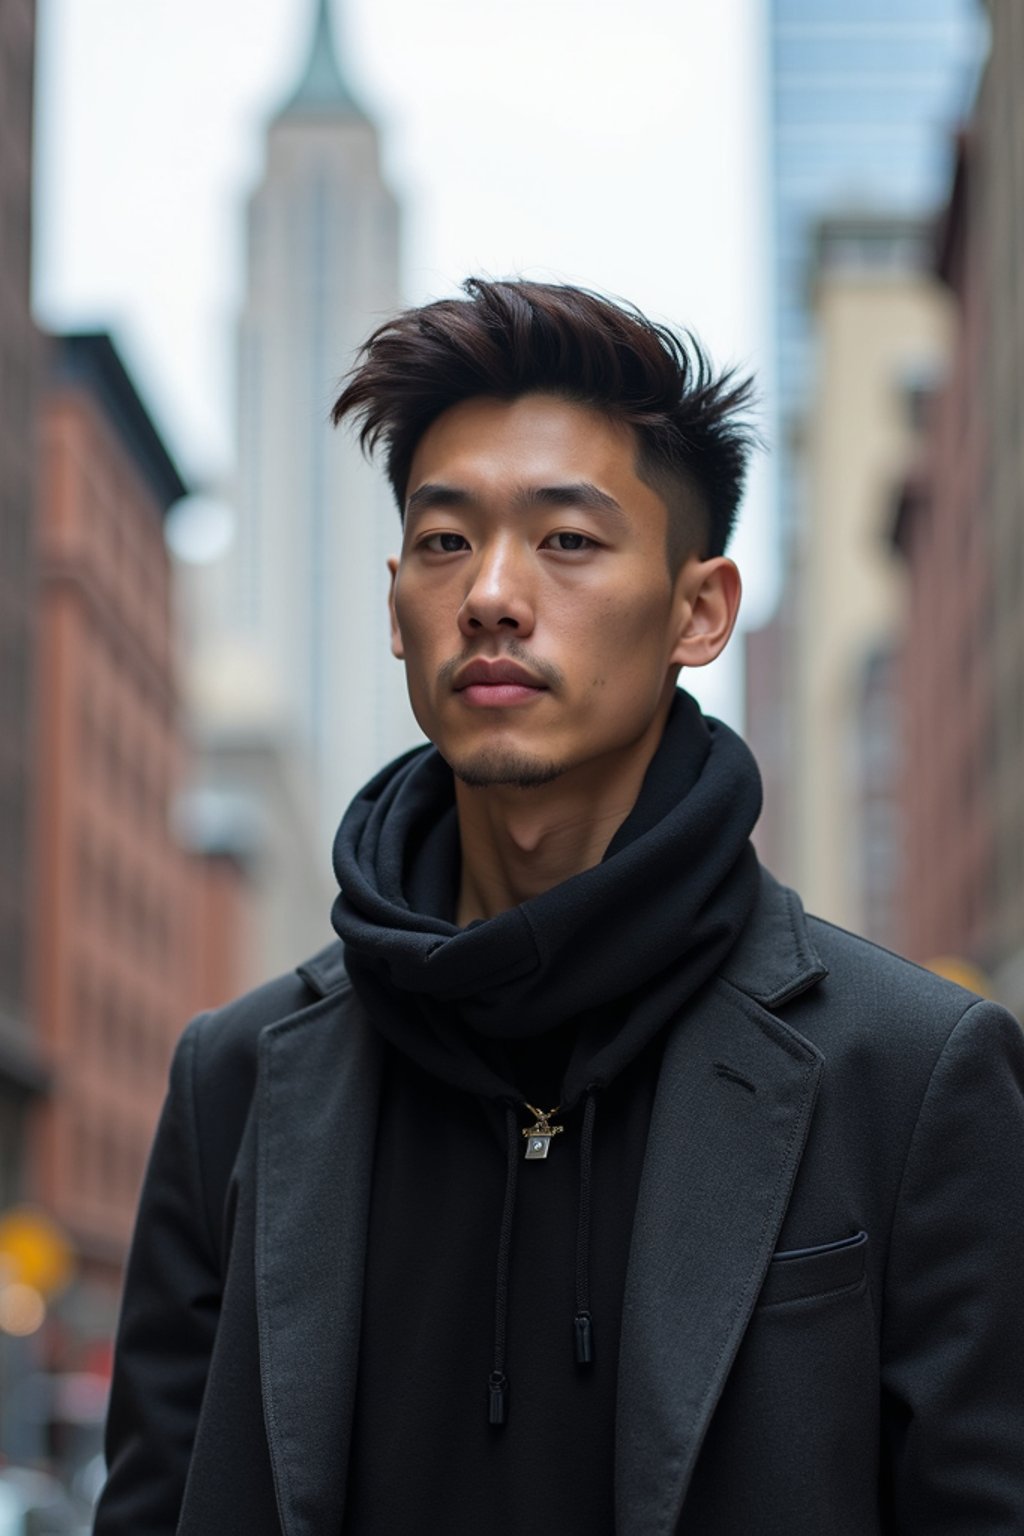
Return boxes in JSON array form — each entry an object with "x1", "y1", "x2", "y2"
[
  {"x1": 255, "y1": 981, "x2": 382, "y2": 1536},
  {"x1": 615, "y1": 975, "x2": 823, "y2": 1536}
]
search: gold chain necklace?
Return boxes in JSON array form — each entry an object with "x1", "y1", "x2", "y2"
[{"x1": 522, "y1": 1102, "x2": 565, "y2": 1161}]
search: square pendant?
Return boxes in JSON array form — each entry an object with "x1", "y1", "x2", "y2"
[{"x1": 525, "y1": 1133, "x2": 551, "y2": 1160}]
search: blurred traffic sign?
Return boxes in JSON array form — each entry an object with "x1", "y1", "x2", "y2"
[
  {"x1": 924, "y1": 955, "x2": 992, "y2": 998},
  {"x1": 0, "y1": 1206, "x2": 75, "y2": 1299}
]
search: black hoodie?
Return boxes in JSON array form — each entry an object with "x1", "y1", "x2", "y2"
[{"x1": 334, "y1": 690, "x2": 762, "y2": 1534}]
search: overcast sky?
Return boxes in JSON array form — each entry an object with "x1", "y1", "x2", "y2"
[{"x1": 32, "y1": 0, "x2": 775, "y2": 721}]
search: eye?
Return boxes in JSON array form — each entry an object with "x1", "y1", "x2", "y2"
[
  {"x1": 420, "y1": 531, "x2": 470, "y2": 553},
  {"x1": 543, "y1": 531, "x2": 597, "y2": 552}
]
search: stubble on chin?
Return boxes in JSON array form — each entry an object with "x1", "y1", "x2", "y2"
[
  {"x1": 428, "y1": 645, "x2": 569, "y2": 789},
  {"x1": 445, "y1": 746, "x2": 566, "y2": 790}
]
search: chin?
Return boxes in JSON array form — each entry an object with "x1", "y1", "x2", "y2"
[{"x1": 445, "y1": 745, "x2": 566, "y2": 790}]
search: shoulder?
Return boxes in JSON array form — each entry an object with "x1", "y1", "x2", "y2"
[
  {"x1": 178, "y1": 941, "x2": 354, "y2": 1110},
  {"x1": 805, "y1": 915, "x2": 983, "y2": 1023},
  {"x1": 792, "y1": 913, "x2": 1021, "y2": 1088},
  {"x1": 727, "y1": 866, "x2": 1020, "y2": 1073},
  {"x1": 807, "y1": 915, "x2": 977, "y2": 1013},
  {"x1": 740, "y1": 895, "x2": 1024, "y2": 1230},
  {"x1": 161, "y1": 943, "x2": 358, "y2": 1221}
]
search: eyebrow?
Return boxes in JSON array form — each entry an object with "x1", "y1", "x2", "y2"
[
  {"x1": 405, "y1": 481, "x2": 627, "y2": 523},
  {"x1": 405, "y1": 483, "x2": 472, "y2": 516}
]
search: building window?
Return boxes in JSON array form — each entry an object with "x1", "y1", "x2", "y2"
[
  {"x1": 74, "y1": 961, "x2": 92, "y2": 1049},
  {"x1": 73, "y1": 1116, "x2": 91, "y2": 1197},
  {"x1": 76, "y1": 830, "x2": 92, "y2": 909},
  {"x1": 104, "y1": 981, "x2": 120, "y2": 1064}
]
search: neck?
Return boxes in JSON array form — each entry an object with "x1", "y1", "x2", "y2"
[{"x1": 454, "y1": 716, "x2": 669, "y2": 925}]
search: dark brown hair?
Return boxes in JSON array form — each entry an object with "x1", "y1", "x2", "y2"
[{"x1": 331, "y1": 277, "x2": 757, "y2": 563}]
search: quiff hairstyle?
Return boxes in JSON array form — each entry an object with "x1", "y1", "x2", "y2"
[{"x1": 331, "y1": 277, "x2": 757, "y2": 567}]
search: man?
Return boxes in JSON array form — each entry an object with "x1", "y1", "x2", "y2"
[{"x1": 95, "y1": 279, "x2": 1024, "y2": 1535}]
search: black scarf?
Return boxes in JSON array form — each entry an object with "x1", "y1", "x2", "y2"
[{"x1": 332, "y1": 688, "x2": 762, "y2": 1110}]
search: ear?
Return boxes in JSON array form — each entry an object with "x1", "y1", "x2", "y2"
[
  {"x1": 668, "y1": 556, "x2": 742, "y2": 669},
  {"x1": 386, "y1": 556, "x2": 405, "y2": 659}
]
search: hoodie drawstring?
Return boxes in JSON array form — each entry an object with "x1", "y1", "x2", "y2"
[
  {"x1": 573, "y1": 1090, "x2": 597, "y2": 1365},
  {"x1": 489, "y1": 1092, "x2": 599, "y2": 1425},
  {"x1": 488, "y1": 1104, "x2": 519, "y2": 1425}
]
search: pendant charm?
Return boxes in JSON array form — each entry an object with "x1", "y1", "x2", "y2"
[{"x1": 522, "y1": 1104, "x2": 564, "y2": 1161}]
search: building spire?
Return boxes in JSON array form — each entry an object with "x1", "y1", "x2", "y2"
[{"x1": 279, "y1": 0, "x2": 366, "y2": 119}]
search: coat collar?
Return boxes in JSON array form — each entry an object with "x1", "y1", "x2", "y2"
[
  {"x1": 718, "y1": 865, "x2": 828, "y2": 1007},
  {"x1": 297, "y1": 940, "x2": 350, "y2": 998},
  {"x1": 615, "y1": 868, "x2": 826, "y2": 1533}
]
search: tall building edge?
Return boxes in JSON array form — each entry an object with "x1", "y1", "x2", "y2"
[{"x1": 0, "y1": 0, "x2": 47, "y2": 1211}]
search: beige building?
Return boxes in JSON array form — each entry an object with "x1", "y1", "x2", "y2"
[
  {"x1": 785, "y1": 215, "x2": 952, "y2": 939},
  {"x1": 176, "y1": 700, "x2": 334, "y2": 985}
]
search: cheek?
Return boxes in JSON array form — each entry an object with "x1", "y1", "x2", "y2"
[
  {"x1": 590, "y1": 587, "x2": 673, "y2": 660},
  {"x1": 574, "y1": 588, "x2": 675, "y2": 703},
  {"x1": 393, "y1": 584, "x2": 438, "y2": 662}
]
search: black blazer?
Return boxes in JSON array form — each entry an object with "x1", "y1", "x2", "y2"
[{"x1": 94, "y1": 870, "x2": 1024, "y2": 1535}]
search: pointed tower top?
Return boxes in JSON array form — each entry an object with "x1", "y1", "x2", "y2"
[{"x1": 279, "y1": 0, "x2": 367, "y2": 120}]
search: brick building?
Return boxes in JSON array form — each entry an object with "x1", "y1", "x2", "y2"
[
  {"x1": 892, "y1": 132, "x2": 992, "y2": 972},
  {"x1": 979, "y1": 0, "x2": 1024, "y2": 1003},
  {"x1": 0, "y1": 0, "x2": 47, "y2": 1207},
  {"x1": 892, "y1": 0, "x2": 1024, "y2": 1008},
  {"x1": 33, "y1": 333, "x2": 223, "y2": 1344}
]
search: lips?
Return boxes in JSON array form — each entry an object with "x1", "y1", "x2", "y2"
[
  {"x1": 452, "y1": 659, "x2": 548, "y2": 691},
  {"x1": 451, "y1": 657, "x2": 550, "y2": 709}
]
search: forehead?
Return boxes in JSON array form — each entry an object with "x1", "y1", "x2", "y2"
[{"x1": 405, "y1": 393, "x2": 647, "y2": 503}]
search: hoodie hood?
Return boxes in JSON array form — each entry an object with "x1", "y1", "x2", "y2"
[{"x1": 332, "y1": 688, "x2": 762, "y2": 1110}]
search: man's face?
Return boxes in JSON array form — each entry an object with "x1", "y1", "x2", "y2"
[{"x1": 389, "y1": 392, "x2": 716, "y2": 790}]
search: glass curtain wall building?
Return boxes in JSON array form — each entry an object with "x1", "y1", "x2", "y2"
[
  {"x1": 750, "y1": 0, "x2": 985, "y2": 895},
  {"x1": 771, "y1": 0, "x2": 984, "y2": 542}
]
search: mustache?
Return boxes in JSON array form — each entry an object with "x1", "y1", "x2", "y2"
[{"x1": 437, "y1": 641, "x2": 565, "y2": 692}]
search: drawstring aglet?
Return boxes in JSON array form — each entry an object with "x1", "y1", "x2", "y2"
[
  {"x1": 574, "y1": 1309, "x2": 594, "y2": 1365},
  {"x1": 488, "y1": 1369, "x2": 509, "y2": 1425}
]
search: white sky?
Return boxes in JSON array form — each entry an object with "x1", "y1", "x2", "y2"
[{"x1": 33, "y1": 0, "x2": 776, "y2": 723}]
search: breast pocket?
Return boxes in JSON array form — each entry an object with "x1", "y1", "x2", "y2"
[{"x1": 757, "y1": 1229, "x2": 868, "y2": 1308}]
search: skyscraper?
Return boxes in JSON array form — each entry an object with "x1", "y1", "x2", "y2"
[
  {"x1": 184, "y1": 0, "x2": 420, "y2": 982},
  {"x1": 223, "y1": 0, "x2": 419, "y2": 843}
]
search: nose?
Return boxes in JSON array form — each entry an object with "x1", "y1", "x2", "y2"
[{"x1": 457, "y1": 537, "x2": 535, "y2": 639}]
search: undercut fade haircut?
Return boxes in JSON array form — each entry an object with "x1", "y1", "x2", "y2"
[{"x1": 331, "y1": 277, "x2": 758, "y2": 565}]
